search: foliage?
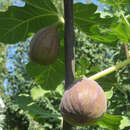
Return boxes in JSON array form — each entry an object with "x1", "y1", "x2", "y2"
[
  {"x1": 3, "y1": 30, "x2": 130, "y2": 129},
  {"x1": 0, "y1": 0, "x2": 13, "y2": 11},
  {"x1": 74, "y1": 3, "x2": 118, "y2": 43},
  {"x1": 0, "y1": 0, "x2": 129, "y2": 44},
  {"x1": 0, "y1": 0, "x2": 130, "y2": 130},
  {"x1": 0, "y1": 0, "x2": 58, "y2": 43},
  {"x1": 3, "y1": 96, "x2": 29, "y2": 130},
  {"x1": 74, "y1": 30, "x2": 130, "y2": 130},
  {"x1": 26, "y1": 46, "x2": 64, "y2": 90}
]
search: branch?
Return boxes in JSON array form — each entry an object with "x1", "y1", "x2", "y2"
[
  {"x1": 64, "y1": 0, "x2": 75, "y2": 89},
  {"x1": 88, "y1": 58, "x2": 130, "y2": 80},
  {"x1": 124, "y1": 44, "x2": 130, "y2": 101},
  {"x1": 124, "y1": 44, "x2": 130, "y2": 76},
  {"x1": 63, "y1": 0, "x2": 75, "y2": 129}
]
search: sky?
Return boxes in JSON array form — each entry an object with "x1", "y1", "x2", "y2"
[{"x1": 12, "y1": 0, "x2": 104, "y2": 8}]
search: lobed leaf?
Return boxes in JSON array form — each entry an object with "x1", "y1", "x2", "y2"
[
  {"x1": 98, "y1": 0, "x2": 130, "y2": 7},
  {"x1": 96, "y1": 113, "x2": 130, "y2": 130},
  {"x1": 15, "y1": 94, "x2": 61, "y2": 120},
  {"x1": 74, "y1": 3, "x2": 118, "y2": 43},
  {"x1": 111, "y1": 14, "x2": 130, "y2": 43},
  {"x1": 0, "y1": 0, "x2": 58, "y2": 44},
  {"x1": 26, "y1": 47, "x2": 64, "y2": 90},
  {"x1": 96, "y1": 113, "x2": 122, "y2": 130}
]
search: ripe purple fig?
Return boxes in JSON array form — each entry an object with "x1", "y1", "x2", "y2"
[
  {"x1": 29, "y1": 25, "x2": 60, "y2": 65},
  {"x1": 60, "y1": 77, "x2": 107, "y2": 126}
]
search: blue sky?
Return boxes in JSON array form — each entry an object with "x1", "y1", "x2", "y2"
[
  {"x1": 78, "y1": 0, "x2": 105, "y2": 9},
  {"x1": 12, "y1": 0, "x2": 103, "y2": 8}
]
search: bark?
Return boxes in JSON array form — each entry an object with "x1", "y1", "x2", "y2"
[
  {"x1": 124, "y1": 44, "x2": 130, "y2": 102},
  {"x1": 63, "y1": 0, "x2": 75, "y2": 129}
]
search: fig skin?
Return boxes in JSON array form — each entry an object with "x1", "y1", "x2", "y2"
[
  {"x1": 29, "y1": 25, "x2": 60, "y2": 65},
  {"x1": 60, "y1": 77, "x2": 107, "y2": 126}
]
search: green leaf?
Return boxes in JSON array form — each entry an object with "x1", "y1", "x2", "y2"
[
  {"x1": 99, "y1": 0, "x2": 130, "y2": 7},
  {"x1": 0, "y1": 0, "x2": 58, "y2": 43},
  {"x1": 97, "y1": 73, "x2": 117, "y2": 91},
  {"x1": 128, "y1": 15, "x2": 130, "y2": 23},
  {"x1": 55, "y1": 83, "x2": 64, "y2": 96},
  {"x1": 74, "y1": 3, "x2": 117, "y2": 43},
  {"x1": 31, "y1": 87, "x2": 50, "y2": 100},
  {"x1": 76, "y1": 57, "x2": 91, "y2": 78},
  {"x1": 90, "y1": 65, "x2": 101, "y2": 73},
  {"x1": 105, "y1": 87, "x2": 113, "y2": 100},
  {"x1": 96, "y1": 113, "x2": 122, "y2": 130},
  {"x1": 88, "y1": 29, "x2": 118, "y2": 45},
  {"x1": 15, "y1": 94, "x2": 61, "y2": 120},
  {"x1": 26, "y1": 47, "x2": 64, "y2": 90},
  {"x1": 98, "y1": 0, "x2": 116, "y2": 5},
  {"x1": 96, "y1": 114, "x2": 130, "y2": 130},
  {"x1": 111, "y1": 15, "x2": 130, "y2": 43},
  {"x1": 120, "y1": 116, "x2": 130, "y2": 129}
]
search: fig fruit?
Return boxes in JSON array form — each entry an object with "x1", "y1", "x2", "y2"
[
  {"x1": 60, "y1": 77, "x2": 107, "y2": 126},
  {"x1": 29, "y1": 25, "x2": 60, "y2": 65}
]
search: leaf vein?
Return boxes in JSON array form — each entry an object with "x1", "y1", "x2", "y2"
[{"x1": 1, "y1": 14, "x2": 57, "y2": 41}]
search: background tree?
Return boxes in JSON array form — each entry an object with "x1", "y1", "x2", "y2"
[{"x1": 0, "y1": 0, "x2": 130, "y2": 130}]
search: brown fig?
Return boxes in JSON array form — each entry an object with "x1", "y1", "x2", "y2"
[
  {"x1": 60, "y1": 77, "x2": 107, "y2": 126},
  {"x1": 29, "y1": 25, "x2": 60, "y2": 65}
]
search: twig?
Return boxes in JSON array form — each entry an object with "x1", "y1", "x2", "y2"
[
  {"x1": 88, "y1": 58, "x2": 130, "y2": 80},
  {"x1": 124, "y1": 44, "x2": 130, "y2": 76}
]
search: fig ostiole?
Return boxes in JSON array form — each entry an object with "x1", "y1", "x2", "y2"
[
  {"x1": 29, "y1": 25, "x2": 60, "y2": 65},
  {"x1": 60, "y1": 77, "x2": 107, "y2": 126}
]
